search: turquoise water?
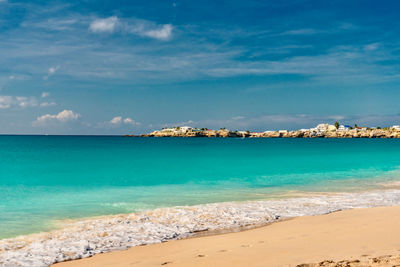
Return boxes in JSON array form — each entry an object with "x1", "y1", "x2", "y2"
[{"x1": 1, "y1": 136, "x2": 400, "y2": 239}]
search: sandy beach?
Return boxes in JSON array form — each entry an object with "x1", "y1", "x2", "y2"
[{"x1": 54, "y1": 206, "x2": 400, "y2": 267}]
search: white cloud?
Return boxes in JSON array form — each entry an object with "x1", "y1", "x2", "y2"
[
  {"x1": 0, "y1": 95, "x2": 38, "y2": 109},
  {"x1": 55, "y1": 110, "x2": 80, "y2": 121},
  {"x1": 100, "y1": 116, "x2": 140, "y2": 128},
  {"x1": 44, "y1": 66, "x2": 60, "y2": 80},
  {"x1": 128, "y1": 23, "x2": 173, "y2": 40},
  {"x1": 89, "y1": 16, "x2": 119, "y2": 33},
  {"x1": 109, "y1": 116, "x2": 140, "y2": 125},
  {"x1": 34, "y1": 110, "x2": 80, "y2": 125},
  {"x1": 142, "y1": 24, "x2": 173, "y2": 40},
  {"x1": 41, "y1": 92, "x2": 50, "y2": 98},
  {"x1": 123, "y1": 117, "x2": 133, "y2": 124},
  {"x1": 110, "y1": 116, "x2": 122, "y2": 124},
  {"x1": 9, "y1": 75, "x2": 15, "y2": 80},
  {"x1": 123, "y1": 117, "x2": 140, "y2": 125},
  {"x1": 89, "y1": 16, "x2": 173, "y2": 40}
]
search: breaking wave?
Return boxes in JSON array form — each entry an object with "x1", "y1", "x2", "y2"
[{"x1": 1, "y1": 189, "x2": 400, "y2": 267}]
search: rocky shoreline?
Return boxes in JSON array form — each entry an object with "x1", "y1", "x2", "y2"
[{"x1": 137, "y1": 124, "x2": 400, "y2": 138}]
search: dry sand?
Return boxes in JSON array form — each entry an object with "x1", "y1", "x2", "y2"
[{"x1": 55, "y1": 206, "x2": 400, "y2": 267}]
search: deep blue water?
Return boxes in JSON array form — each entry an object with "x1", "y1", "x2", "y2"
[{"x1": 1, "y1": 136, "x2": 400, "y2": 238}]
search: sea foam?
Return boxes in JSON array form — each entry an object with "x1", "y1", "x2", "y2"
[{"x1": 1, "y1": 189, "x2": 400, "y2": 267}]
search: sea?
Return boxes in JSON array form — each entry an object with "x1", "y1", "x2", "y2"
[{"x1": 1, "y1": 136, "x2": 400, "y2": 240}]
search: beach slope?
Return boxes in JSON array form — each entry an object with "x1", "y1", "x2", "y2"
[{"x1": 55, "y1": 206, "x2": 400, "y2": 267}]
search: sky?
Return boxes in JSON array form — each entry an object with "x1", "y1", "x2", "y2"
[{"x1": 0, "y1": 0, "x2": 400, "y2": 134}]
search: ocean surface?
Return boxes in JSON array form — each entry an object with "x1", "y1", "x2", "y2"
[{"x1": 1, "y1": 136, "x2": 400, "y2": 239}]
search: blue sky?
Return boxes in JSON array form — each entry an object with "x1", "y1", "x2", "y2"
[{"x1": 1, "y1": 0, "x2": 400, "y2": 134}]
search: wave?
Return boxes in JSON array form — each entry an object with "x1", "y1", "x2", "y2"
[{"x1": 1, "y1": 189, "x2": 400, "y2": 267}]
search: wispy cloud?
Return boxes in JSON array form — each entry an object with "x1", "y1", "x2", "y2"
[
  {"x1": 2, "y1": 7, "x2": 397, "y2": 87},
  {"x1": 0, "y1": 95, "x2": 38, "y2": 109},
  {"x1": 139, "y1": 24, "x2": 173, "y2": 40},
  {"x1": 40, "y1": 101, "x2": 56, "y2": 107},
  {"x1": 278, "y1": 22, "x2": 357, "y2": 36},
  {"x1": 203, "y1": 44, "x2": 400, "y2": 84},
  {"x1": 22, "y1": 17, "x2": 79, "y2": 31},
  {"x1": 89, "y1": 16, "x2": 173, "y2": 40},
  {"x1": 89, "y1": 16, "x2": 119, "y2": 33}
]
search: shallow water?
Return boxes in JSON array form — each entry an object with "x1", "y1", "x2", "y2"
[
  {"x1": 1, "y1": 136, "x2": 400, "y2": 238},
  {"x1": 2, "y1": 189, "x2": 400, "y2": 267}
]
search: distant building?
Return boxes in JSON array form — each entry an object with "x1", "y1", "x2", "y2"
[
  {"x1": 160, "y1": 126, "x2": 193, "y2": 134},
  {"x1": 338, "y1": 125, "x2": 350, "y2": 131},
  {"x1": 179, "y1": 126, "x2": 193, "y2": 133},
  {"x1": 392, "y1": 125, "x2": 400, "y2": 131}
]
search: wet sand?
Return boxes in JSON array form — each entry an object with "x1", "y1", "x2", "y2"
[{"x1": 55, "y1": 206, "x2": 400, "y2": 267}]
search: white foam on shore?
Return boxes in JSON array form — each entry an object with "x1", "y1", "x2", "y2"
[{"x1": 1, "y1": 189, "x2": 400, "y2": 267}]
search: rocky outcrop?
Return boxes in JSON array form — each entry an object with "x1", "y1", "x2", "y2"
[{"x1": 139, "y1": 127, "x2": 400, "y2": 138}]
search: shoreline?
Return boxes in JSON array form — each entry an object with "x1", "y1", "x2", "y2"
[
  {"x1": 55, "y1": 205, "x2": 400, "y2": 267},
  {"x1": 2, "y1": 189, "x2": 400, "y2": 266},
  {"x1": 139, "y1": 125, "x2": 400, "y2": 138}
]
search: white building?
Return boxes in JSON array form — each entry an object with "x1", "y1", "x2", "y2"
[
  {"x1": 392, "y1": 125, "x2": 400, "y2": 131},
  {"x1": 160, "y1": 126, "x2": 193, "y2": 133},
  {"x1": 178, "y1": 126, "x2": 193, "y2": 133},
  {"x1": 338, "y1": 125, "x2": 350, "y2": 131}
]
